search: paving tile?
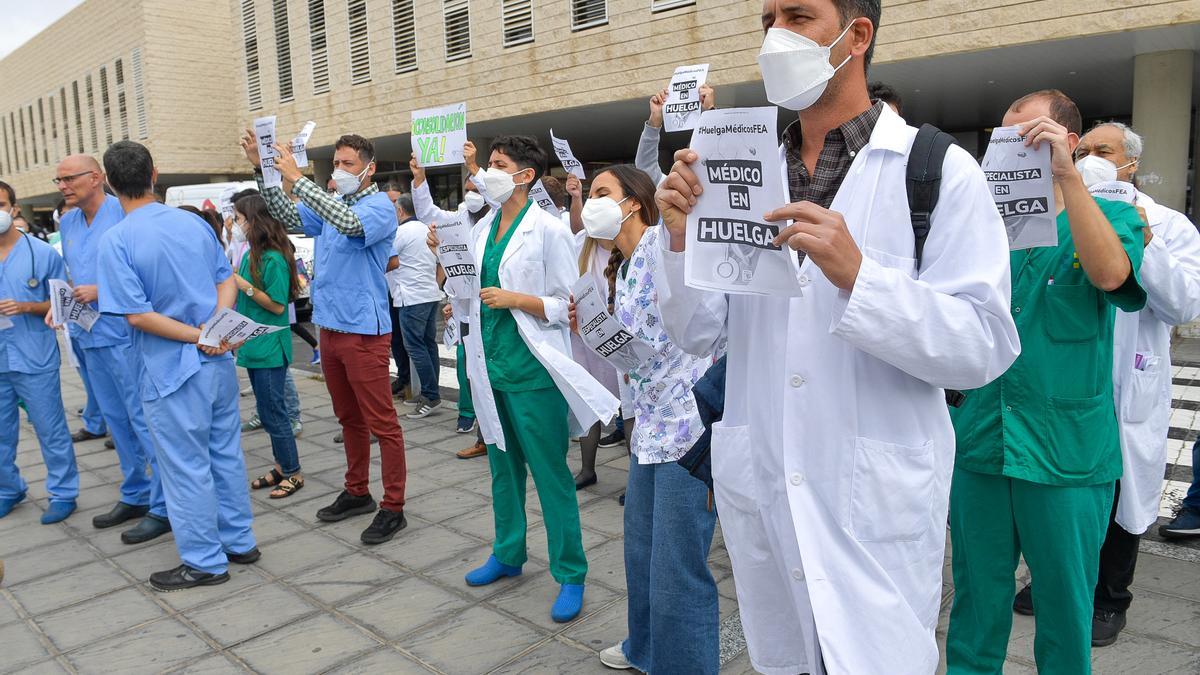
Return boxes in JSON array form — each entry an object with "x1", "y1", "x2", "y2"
[
  {"x1": 288, "y1": 553, "x2": 404, "y2": 605},
  {"x1": 1, "y1": 538, "x2": 103, "y2": 586},
  {"x1": 35, "y1": 586, "x2": 165, "y2": 652},
  {"x1": 576, "y1": 539, "x2": 626, "y2": 593},
  {"x1": 405, "y1": 605, "x2": 547, "y2": 675},
  {"x1": 410, "y1": 457, "x2": 489, "y2": 488},
  {"x1": 11, "y1": 659, "x2": 71, "y2": 675},
  {"x1": 1126, "y1": 588, "x2": 1200, "y2": 648},
  {"x1": 167, "y1": 653, "x2": 249, "y2": 674},
  {"x1": 66, "y1": 618, "x2": 212, "y2": 675},
  {"x1": 9, "y1": 560, "x2": 132, "y2": 617},
  {"x1": 1089, "y1": 631, "x2": 1200, "y2": 674},
  {"x1": 403, "y1": 487, "x2": 489, "y2": 525},
  {"x1": 109, "y1": 539, "x2": 185, "y2": 580},
  {"x1": 491, "y1": 637, "x2": 606, "y2": 674},
  {"x1": 375, "y1": 524, "x2": 485, "y2": 571},
  {"x1": 0, "y1": 594, "x2": 23, "y2": 627},
  {"x1": 423, "y1": 544, "x2": 547, "y2": 601},
  {"x1": 525, "y1": 524, "x2": 610, "y2": 563},
  {"x1": 238, "y1": 510, "x2": 309, "y2": 544},
  {"x1": 0, "y1": 519, "x2": 69, "y2": 557},
  {"x1": 561, "y1": 600, "x2": 627, "y2": 652},
  {"x1": 0, "y1": 621, "x2": 53, "y2": 672},
  {"x1": 1132, "y1": 553, "x2": 1200, "y2": 603},
  {"x1": 337, "y1": 575, "x2": 471, "y2": 640},
  {"x1": 324, "y1": 646, "x2": 434, "y2": 674},
  {"x1": 403, "y1": 425, "x2": 462, "y2": 446},
  {"x1": 0, "y1": 500, "x2": 45, "y2": 534},
  {"x1": 184, "y1": 582, "x2": 319, "y2": 647},
  {"x1": 230, "y1": 614, "x2": 379, "y2": 674},
  {"x1": 577, "y1": 497, "x2": 626, "y2": 538},
  {"x1": 441, "y1": 509, "x2": 497, "y2": 542},
  {"x1": 254, "y1": 530, "x2": 355, "y2": 579},
  {"x1": 487, "y1": 576, "x2": 621, "y2": 631}
]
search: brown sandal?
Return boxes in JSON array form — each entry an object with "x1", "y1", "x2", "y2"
[
  {"x1": 269, "y1": 475, "x2": 304, "y2": 499},
  {"x1": 251, "y1": 468, "x2": 284, "y2": 490}
]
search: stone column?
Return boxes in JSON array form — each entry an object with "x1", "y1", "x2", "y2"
[{"x1": 1131, "y1": 50, "x2": 1194, "y2": 212}]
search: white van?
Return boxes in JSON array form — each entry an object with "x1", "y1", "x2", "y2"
[{"x1": 164, "y1": 181, "x2": 315, "y2": 320}]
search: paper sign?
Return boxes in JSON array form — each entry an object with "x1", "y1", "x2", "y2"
[
  {"x1": 572, "y1": 274, "x2": 654, "y2": 373},
  {"x1": 411, "y1": 102, "x2": 467, "y2": 167},
  {"x1": 218, "y1": 187, "x2": 236, "y2": 221},
  {"x1": 443, "y1": 318, "x2": 459, "y2": 348},
  {"x1": 529, "y1": 180, "x2": 560, "y2": 217},
  {"x1": 49, "y1": 280, "x2": 100, "y2": 331},
  {"x1": 291, "y1": 121, "x2": 316, "y2": 168},
  {"x1": 550, "y1": 129, "x2": 585, "y2": 179},
  {"x1": 982, "y1": 126, "x2": 1056, "y2": 250},
  {"x1": 253, "y1": 115, "x2": 281, "y2": 188},
  {"x1": 198, "y1": 307, "x2": 287, "y2": 348},
  {"x1": 1089, "y1": 180, "x2": 1137, "y2": 204},
  {"x1": 663, "y1": 64, "x2": 710, "y2": 133},
  {"x1": 684, "y1": 107, "x2": 799, "y2": 296},
  {"x1": 433, "y1": 210, "x2": 479, "y2": 303}
]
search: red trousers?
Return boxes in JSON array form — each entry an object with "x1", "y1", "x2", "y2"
[{"x1": 320, "y1": 331, "x2": 407, "y2": 511}]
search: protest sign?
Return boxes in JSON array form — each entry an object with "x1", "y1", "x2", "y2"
[
  {"x1": 684, "y1": 107, "x2": 800, "y2": 296},
  {"x1": 662, "y1": 64, "x2": 710, "y2": 133},
  {"x1": 49, "y1": 280, "x2": 100, "y2": 331},
  {"x1": 982, "y1": 126, "x2": 1056, "y2": 250},
  {"x1": 411, "y1": 102, "x2": 467, "y2": 167},
  {"x1": 1088, "y1": 180, "x2": 1137, "y2": 204},
  {"x1": 529, "y1": 180, "x2": 560, "y2": 217},
  {"x1": 217, "y1": 187, "x2": 237, "y2": 221},
  {"x1": 549, "y1": 129, "x2": 585, "y2": 179},
  {"x1": 291, "y1": 121, "x2": 316, "y2": 168},
  {"x1": 198, "y1": 307, "x2": 287, "y2": 348},
  {"x1": 572, "y1": 275, "x2": 654, "y2": 374},
  {"x1": 443, "y1": 319, "x2": 459, "y2": 348},
  {"x1": 433, "y1": 210, "x2": 478, "y2": 302},
  {"x1": 253, "y1": 115, "x2": 281, "y2": 188}
]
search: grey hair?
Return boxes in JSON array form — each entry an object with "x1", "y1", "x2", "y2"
[{"x1": 1093, "y1": 121, "x2": 1144, "y2": 160}]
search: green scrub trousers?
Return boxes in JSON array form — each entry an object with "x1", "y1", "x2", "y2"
[
  {"x1": 456, "y1": 342, "x2": 474, "y2": 419},
  {"x1": 947, "y1": 467, "x2": 1113, "y2": 674},
  {"x1": 486, "y1": 386, "x2": 587, "y2": 585}
]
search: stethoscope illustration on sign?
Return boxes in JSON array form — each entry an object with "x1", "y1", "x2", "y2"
[{"x1": 705, "y1": 137, "x2": 765, "y2": 286}]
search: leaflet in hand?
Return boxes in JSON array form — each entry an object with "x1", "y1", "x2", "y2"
[
  {"x1": 572, "y1": 274, "x2": 653, "y2": 374},
  {"x1": 253, "y1": 115, "x2": 282, "y2": 188},
  {"x1": 1088, "y1": 180, "x2": 1137, "y2": 204},
  {"x1": 529, "y1": 180, "x2": 560, "y2": 217},
  {"x1": 662, "y1": 64, "x2": 710, "y2": 133},
  {"x1": 433, "y1": 210, "x2": 478, "y2": 302},
  {"x1": 198, "y1": 307, "x2": 287, "y2": 348},
  {"x1": 291, "y1": 121, "x2": 317, "y2": 168},
  {"x1": 550, "y1": 129, "x2": 585, "y2": 179},
  {"x1": 49, "y1": 280, "x2": 100, "y2": 331},
  {"x1": 443, "y1": 318, "x2": 459, "y2": 348},
  {"x1": 218, "y1": 186, "x2": 237, "y2": 221},
  {"x1": 982, "y1": 126, "x2": 1055, "y2": 250},
  {"x1": 684, "y1": 107, "x2": 800, "y2": 296}
]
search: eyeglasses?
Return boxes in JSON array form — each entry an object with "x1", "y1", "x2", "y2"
[{"x1": 51, "y1": 171, "x2": 95, "y2": 186}]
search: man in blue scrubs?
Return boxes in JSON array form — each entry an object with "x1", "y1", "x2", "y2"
[
  {"x1": 54, "y1": 155, "x2": 170, "y2": 543},
  {"x1": 0, "y1": 181, "x2": 78, "y2": 524},
  {"x1": 98, "y1": 141, "x2": 257, "y2": 591}
]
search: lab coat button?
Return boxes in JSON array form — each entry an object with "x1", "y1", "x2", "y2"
[
  {"x1": 1005, "y1": 405, "x2": 1013, "y2": 412},
  {"x1": 1014, "y1": 306, "x2": 1021, "y2": 313},
  {"x1": 790, "y1": 375, "x2": 805, "y2": 388},
  {"x1": 791, "y1": 568, "x2": 804, "y2": 580},
  {"x1": 798, "y1": 275, "x2": 810, "y2": 287},
  {"x1": 790, "y1": 473, "x2": 804, "y2": 486}
]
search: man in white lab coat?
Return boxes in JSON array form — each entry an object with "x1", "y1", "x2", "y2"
[{"x1": 652, "y1": 1, "x2": 1020, "y2": 673}]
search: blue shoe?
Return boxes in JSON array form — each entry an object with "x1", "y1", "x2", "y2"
[
  {"x1": 309, "y1": 349, "x2": 321, "y2": 366},
  {"x1": 41, "y1": 500, "x2": 76, "y2": 524},
  {"x1": 464, "y1": 555, "x2": 522, "y2": 586},
  {"x1": 0, "y1": 491, "x2": 26, "y2": 518},
  {"x1": 1160, "y1": 508, "x2": 1200, "y2": 539},
  {"x1": 551, "y1": 583, "x2": 585, "y2": 623}
]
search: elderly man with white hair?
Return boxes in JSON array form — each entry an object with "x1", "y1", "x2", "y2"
[{"x1": 1013, "y1": 121, "x2": 1200, "y2": 646}]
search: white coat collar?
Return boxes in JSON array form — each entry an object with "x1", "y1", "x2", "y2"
[
  {"x1": 497, "y1": 197, "x2": 544, "y2": 268},
  {"x1": 864, "y1": 103, "x2": 910, "y2": 155}
]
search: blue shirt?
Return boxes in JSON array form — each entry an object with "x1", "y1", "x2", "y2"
[
  {"x1": 301, "y1": 191, "x2": 396, "y2": 334},
  {"x1": 98, "y1": 202, "x2": 233, "y2": 401},
  {"x1": 59, "y1": 195, "x2": 131, "y2": 349},
  {"x1": 0, "y1": 234, "x2": 68, "y2": 374}
]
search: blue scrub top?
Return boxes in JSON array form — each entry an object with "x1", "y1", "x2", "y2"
[
  {"x1": 0, "y1": 234, "x2": 68, "y2": 374},
  {"x1": 59, "y1": 194, "x2": 131, "y2": 349},
  {"x1": 98, "y1": 202, "x2": 232, "y2": 401},
  {"x1": 301, "y1": 191, "x2": 396, "y2": 335}
]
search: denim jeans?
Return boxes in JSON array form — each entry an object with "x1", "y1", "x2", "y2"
[
  {"x1": 399, "y1": 301, "x2": 441, "y2": 402},
  {"x1": 284, "y1": 369, "x2": 300, "y2": 423},
  {"x1": 247, "y1": 365, "x2": 301, "y2": 475},
  {"x1": 622, "y1": 458, "x2": 719, "y2": 674},
  {"x1": 1184, "y1": 437, "x2": 1200, "y2": 513}
]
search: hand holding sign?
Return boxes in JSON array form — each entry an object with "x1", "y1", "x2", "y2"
[
  {"x1": 291, "y1": 121, "x2": 316, "y2": 168},
  {"x1": 662, "y1": 64, "x2": 710, "y2": 133},
  {"x1": 655, "y1": 148, "x2": 703, "y2": 250},
  {"x1": 983, "y1": 125, "x2": 1055, "y2": 250},
  {"x1": 253, "y1": 116, "x2": 281, "y2": 188},
  {"x1": 767, "y1": 202, "x2": 862, "y2": 291},
  {"x1": 550, "y1": 129, "x2": 585, "y2": 179},
  {"x1": 1017, "y1": 116, "x2": 1076, "y2": 180}
]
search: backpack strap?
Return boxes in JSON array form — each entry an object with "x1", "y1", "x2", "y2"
[{"x1": 906, "y1": 123, "x2": 955, "y2": 268}]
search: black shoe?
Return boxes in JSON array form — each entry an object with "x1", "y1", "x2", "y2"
[
  {"x1": 149, "y1": 564, "x2": 229, "y2": 592},
  {"x1": 360, "y1": 508, "x2": 407, "y2": 545},
  {"x1": 1013, "y1": 583, "x2": 1034, "y2": 616},
  {"x1": 316, "y1": 490, "x2": 377, "y2": 522},
  {"x1": 226, "y1": 547, "x2": 261, "y2": 565},
  {"x1": 121, "y1": 514, "x2": 172, "y2": 544},
  {"x1": 1092, "y1": 608, "x2": 1126, "y2": 647},
  {"x1": 93, "y1": 502, "x2": 149, "y2": 529},
  {"x1": 574, "y1": 471, "x2": 597, "y2": 490},
  {"x1": 334, "y1": 432, "x2": 343, "y2": 443},
  {"x1": 71, "y1": 428, "x2": 108, "y2": 443},
  {"x1": 105, "y1": 439, "x2": 115, "y2": 450},
  {"x1": 618, "y1": 492, "x2": 625, "y2": 506},
  {"x1": 597, "y1": 430, "x2": 625, "y2": 448}
]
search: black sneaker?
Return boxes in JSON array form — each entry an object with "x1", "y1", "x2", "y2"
[
  {"x1": 1092, "y1": 608, "x2": 1126, "y2": 647},
  {"x1": 226, "y1": 547, "x2": 261, "y2": 565},
  {"x1": 598, "y1": 429, "x2": 625, "y2": 448},
  {"x1": 121, "y1": 514, "x2": 172, "y2": 545},
  {"x1": 93, "y1": 501, "x2": 149, "y2": 529},
  {"x1": 316, "y1": 490, "x2": 377, "y2": 522},
  {"x1": 1013, "y1": 583, "x2": 1034, "y2": 616},
  {"x1": 360, "y1": 509, "x2": 407, "y2": 545},
  {"x1": 149, "y1": 564, "x2": 229, "y2": 592}
]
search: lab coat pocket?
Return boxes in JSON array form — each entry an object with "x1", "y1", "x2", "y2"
[
  {"x1": 849, "y1": 437, "x2": 935, "y2": 542},
  {"x1": 1044, "y1": 284, "x2": 1100, "y2": 342},
  {"x1": 710, "y1": 422, "x2": 758, "y2": 514},
  {"x1": 1122, "y1": 356, "x2": 1161, "y2": 424},
  {"x1": 863, "y1": 247, "x2": 918, "y2": 279}
]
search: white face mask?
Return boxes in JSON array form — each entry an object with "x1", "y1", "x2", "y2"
[
  {"x1": 757, "y1": 24, "x2": 854, "y2": 111},
  {"x1": 463, "y1": 191, "x2": 487, "y2": 213},
  {"x1": 231, "y1": 220, "x2": 248, "y2": 244},
  {"x1": 331, "y1": 162, "x2": 372, "y2": 196},
  {"x1": 0, "y1": 211, "x2": 11, "y2": 235},
  {"x1": 1075, "y1": 155, "x2": 1118, "y2": 188},
  {"x1": 581, "y1": 196, "x2": 631, "y2": 241},
  {"x1": 480, "y1": 167, "x2": 530, "y2": 204}
]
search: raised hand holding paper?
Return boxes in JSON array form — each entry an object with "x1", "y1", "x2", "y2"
[
  {"x1": 199, "y1": 307, "x2": 287, "y2": 348},
  {"x1": 529, "y1": 180, "x2": 560, "y2": 217},
  {"x1": 684, "y1": 107, "x2": 800, "y2": 296},
  {"x1": 982, "y1": 125, "x2": 1056, "y2": 250},
  {"x1": 253, "y1": 115, "x2": 281, "y2": 188},
  {"x1": 49, "y1": 279, "x2": 100, "y2": 331},
  {"x1": 433, "y1": 211, "x2": 479, "y2": 302},
  {"x1": 663, "y1": 64, "x2": 710, "y2": 133},
  {"x1": 291, "y1": 121, "x2": 317, "y2": 168},
  {"x1": 411, "y1": 103, "x2": 467, "y2": 167},
  {"x1": 572, "y1": 275, "x2": 653, "y2": 374},
  {"x1": 1088, "y1": 180, "x2": 1137, "y2": 204},
  {"x1": 550, "y1": 129, "x2": 585, "y2": 179}
]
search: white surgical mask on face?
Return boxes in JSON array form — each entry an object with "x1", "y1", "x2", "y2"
[
  {"x1": 331, "y1": 163, "x2": 371, "y2": 196},
  {"x1": 480, "y1": 167, "x2": 529, "y2": 204},
  {"x1": 231, "y1": 221, "x2": 247, "y2": 244},
  {"x1": 0, "y1": 211, "x2": 12, "y2": 235},
  {"x1": 1075, "y1": 155, "x2": 1118, "y2": 188},
  {"x1": 581, "y1": 196, "x2": 631, "y2": 241},
  {"x1": 758, "y1": 24, "x2": 854, "y2": 111},
  {"x1": 463, "y1": 191, "x2": 487, "y2": 213}
]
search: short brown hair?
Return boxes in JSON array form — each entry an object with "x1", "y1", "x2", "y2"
[
  {"x1": 1009, "y1": 89, "x2": 1082, "y2": 136},
  {"x1": 334, "y1": 134, "x2": 374, "y2": 164}
]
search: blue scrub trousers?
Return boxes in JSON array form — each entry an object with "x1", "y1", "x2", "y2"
[
  {"x1": 142, "y1": 360, "x2": 255, "y2": 574},
  {"x1": 83, "y1": 343, "x2": 167, "y2": 517},
  {"x1": 0, "y1": 370, "x2": 79, "y2": 502},
  {"x1": 71, "y1": 338, "x2": 106, "y2": 435}
]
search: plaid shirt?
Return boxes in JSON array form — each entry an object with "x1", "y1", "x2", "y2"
[{"x1": 258, "y1": 174, "x2": 377, "y2": 238}]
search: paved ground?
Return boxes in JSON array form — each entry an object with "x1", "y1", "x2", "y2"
[{"x1": 1, "y1": 336, "x2": 1198, "y2": 674}]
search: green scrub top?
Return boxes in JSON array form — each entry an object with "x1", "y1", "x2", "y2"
[
  {"x1": 235, "y1": 248, "x2": 293, "y2": 370},
  {"x1": 951, "y1": 198, "x2": 1146, "y2": 487},
  {"x1": 480, "y1": 200, "x2": 554, "y2": 392}
]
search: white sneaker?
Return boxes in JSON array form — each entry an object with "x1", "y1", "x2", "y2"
[{"x1": 599, "y1": 643, "x2": 632, "y2": 670}]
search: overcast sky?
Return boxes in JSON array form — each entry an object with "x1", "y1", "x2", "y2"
[{"x1": 0, "y1": 0, "x2": 87, "y2": 60}]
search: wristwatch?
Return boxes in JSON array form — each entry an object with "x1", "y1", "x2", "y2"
[{"x1": 245, "y1": 286, "x2": 256, "y2": 298}]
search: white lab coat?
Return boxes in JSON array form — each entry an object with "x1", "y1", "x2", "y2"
[
  {"x1": 655, "y1": 105, "x2": 1020, "y2": 675},
  {"x1": 463, "y1": 200, "x2": 620, "y2": 450},
  {"x1": 1112, "y1": 191, "x2": 1200, "y2": 534}
]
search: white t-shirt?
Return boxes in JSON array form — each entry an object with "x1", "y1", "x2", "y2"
[{"x1": 387, "y1": 218, "x2": 443, "y2": 307}]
